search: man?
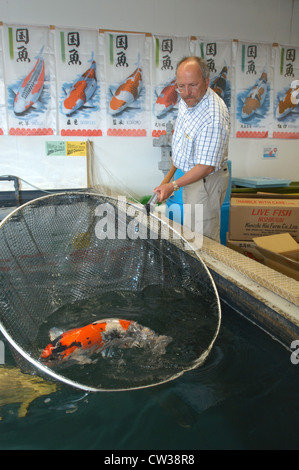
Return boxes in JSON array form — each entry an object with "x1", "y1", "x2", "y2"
[{"x1": 154, "y1": 56, "x2": 230, "y2": 242}]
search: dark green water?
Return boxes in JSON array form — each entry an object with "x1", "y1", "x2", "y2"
[{"x1": 0, "y1": 302, "x2": 298, "y2": 450}]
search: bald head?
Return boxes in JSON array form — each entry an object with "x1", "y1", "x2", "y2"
[{"x1": 176, "y1": 56, "x2": 210, "y2": 80}]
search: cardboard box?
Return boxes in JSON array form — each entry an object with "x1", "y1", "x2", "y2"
[
  {"x1": 229, "y1": 194, "x2": 299, "y2": 241},
  {"x1": 226, "y1": 238, "x2": 265, "y2": 263},
  {"x1": 253, "y1": 233, "x2": 299, "y2": 281}
]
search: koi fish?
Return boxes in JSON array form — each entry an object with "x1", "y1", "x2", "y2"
[
  {"x1": 109, "y1": 66, "x2": 143, "y2": 115},
  {"x1": 276, "y1": 79, "x2": 299, "y2": 120},
  {"x1": 62, "y1": 54, "x2": 97, "y2": 116},
  {"x1": 13, "y1": 46, "x2": 45, "y2": 115},
  {"x1": 241, "y1": 72, "x2": 268, "y2": 120},
  {"x1": 154, "y1": 78, "x2": 178, "y2": 118},
  {"x1": 41, "y1": 318, "x2": 172, "y2": 366},
  {"x1": 210, "y1": 66, "x2": 228, "y2": 100}
]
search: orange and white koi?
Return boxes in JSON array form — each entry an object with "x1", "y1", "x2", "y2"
[
  {"x1": 154, "y1": 78, "x2": 178, "y2": 118},
  {"x1": 276, "y1": 79, "x2": 299, "y2": 120},
  {"x1": 41, "y1": 318, "x2": 172, "y2": 365},
  {"x1": 241, "y1": 72, "x2": 268, "y2": 120},
  {"x1": 13, "y1": 46, "x2": 45, "y2": 115},
  {"x1": 109, "y1": 66, "x2": 143, "y2": 115},
  {"x1": 210, "y1": 66, "x2": 228, "y2": 100},
  {"x1": 62, "y1": 54, "x2": 97, "y2": 116}
]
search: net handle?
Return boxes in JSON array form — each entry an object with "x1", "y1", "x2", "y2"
[{"x1": 160, "y1": 164, "x2": 177, "y2": 186}]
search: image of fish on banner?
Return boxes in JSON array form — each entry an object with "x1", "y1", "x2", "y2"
[
  {"x1": 2, "y1": 24, "x2": 56, "y2": 136},
  {"x1": 0, "y1": 25, "x2": 7, "y2": 135},
  {"x1": 104, "y1": 32, "x2": 150, "y2": 137},
  {"x1": 56, "y1": 28, "x2": 103, "y2": 137},
  {"x1": 272, "y1": 45, "x2": 299, "y2": 139},
  {"x1": 235, "y1": 42, "x2": 273, "y2": 138},
  {"x1": 196, "y1": 38, "x2": 232, "y2": 113},
  {"x1": 151, "y1": 35, "x2": 192, "y2": 138}
]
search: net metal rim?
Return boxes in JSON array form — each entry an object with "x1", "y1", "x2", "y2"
[{"x1": 0, "y1": 191, "x2": 221, "y2": 392}]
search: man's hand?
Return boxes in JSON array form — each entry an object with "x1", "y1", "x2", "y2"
[{"x1": 153, "y1": 182, "x2": 174, "y2": 203}]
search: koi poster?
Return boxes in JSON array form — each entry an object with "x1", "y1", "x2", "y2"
[
  {"x1": 235, "y1": 42, "x2": 273, "y2": 138},
  {"x1": 151, "y1": 35, "x2": 191, "y2": 137},
  {"x1": 196, "y1": 38, "x2": 233, "y2": 112},
  {"x1": 272, "y1": 45, "x2": 299, "y2": 138},
  {"x1": 55, "y1": 27, "x2": 103, "y2": 136},
  {"x1": 104, "y1": 31, "x2": 150, "y2": 136},
  {"x1": 2, "y1": 24, "x2": 56, "y2": 136},
  {"x1": 0, "y1": 24, "x2": 7, "y2": 135}
]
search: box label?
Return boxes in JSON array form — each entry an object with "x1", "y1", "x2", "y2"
[{"x1": 229, "y1": 198, "x2": 299, "y2": 241}]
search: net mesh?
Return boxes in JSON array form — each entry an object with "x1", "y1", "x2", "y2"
[{"x1": 0, "y1": 192, "x2": 220, "y2": 392}]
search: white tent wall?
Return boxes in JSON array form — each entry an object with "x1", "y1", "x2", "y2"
[{"x1": 0, "y1": 0, "x2": 298, "y2": 195}]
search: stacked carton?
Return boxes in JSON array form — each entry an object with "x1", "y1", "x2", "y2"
[{"x1": 227, "y1": 193, "x2": 299, "y2": 280}]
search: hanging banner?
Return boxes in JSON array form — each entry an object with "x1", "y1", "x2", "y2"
[
  {"x1": 272, "y1": 44, "x2": 299, "y2": 138},
  {"x1": 235, "y1": 41, "x2": 273, "y2": 138},
  {"x1": 151, "y1": 35, "x2": 192, "y2": 137},
  {"x1": 0, "y1": 23, "x2": 7, "y2": 135},
  {"x1": 103, "y1": 31, "x2": 150, "y2": 136},
  {"x1": 195, "y1": 38, "x2": 233, "y2": 113},
  {"x1": 55, "y1": 27, "x2": 103, "y2": 136},
  {"x1": 2, "y1": 24, "x2": 56, "y2": 135}
]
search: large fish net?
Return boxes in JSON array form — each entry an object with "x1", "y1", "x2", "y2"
[{"x1": 0, "y1": 192, "x2": 221, "y2": 392}]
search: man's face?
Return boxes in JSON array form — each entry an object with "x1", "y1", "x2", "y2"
[{"x1": 176, "y1": 61, "x2": 209, "y2": 108}]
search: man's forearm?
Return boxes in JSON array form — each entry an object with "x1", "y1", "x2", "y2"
[
  {"x1": 175, "y1": 164, "x2": 215, "y2": 188},
  {"x1": 153, "y1": 163, "x2": 215, "y2": 203}
]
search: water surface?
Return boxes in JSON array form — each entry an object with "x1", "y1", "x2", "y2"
[{"x1": 0, "y1": 302, "x2": 298, "y2": 450}]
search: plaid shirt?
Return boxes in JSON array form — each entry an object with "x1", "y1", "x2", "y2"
[{"x1": 172, "y1": 88, "x2": 230, "y2": 172}]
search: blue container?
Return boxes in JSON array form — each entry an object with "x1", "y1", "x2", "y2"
[
  {"x1": 223, "y1": 160, "x2": 232, "y2": 203},
  {"x1": 165, "y1": 169, "x2": 184, "y2": 225},
  {"x1": 220, "y1": 160, "x2": 232, "y2": 245},
  {"x1": 220, "y1": 201, "x2": 230, "y2": 245}
]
